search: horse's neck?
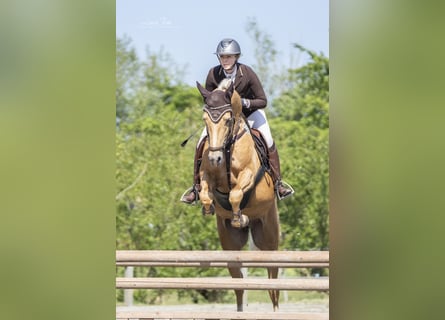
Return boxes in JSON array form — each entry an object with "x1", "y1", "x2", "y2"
[
  {"x1": 234, "y1": 117, "x2": 250, "y2": 140},
  {"x1": 239, "y1": 118, "x2": 256, "y2": 145},
  {"x1": 231, "y1": 118, "x2": 260, "y2": 166}
]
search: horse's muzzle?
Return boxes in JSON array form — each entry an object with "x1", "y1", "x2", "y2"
[{"x1": 208, "y1": 150, "x2": 224, "y2": 167}]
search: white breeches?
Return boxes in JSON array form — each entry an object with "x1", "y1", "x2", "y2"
[{"x1": 197, "y1": 109, "x2": 274, "y2": 148}]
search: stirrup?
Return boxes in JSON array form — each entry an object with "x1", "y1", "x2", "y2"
[
  {"x1": 180, "y1": 186, "x2": 198, "y2": 205},
  {"x1": 276, "y1": 180, "x2": 295, "y2": 200}
]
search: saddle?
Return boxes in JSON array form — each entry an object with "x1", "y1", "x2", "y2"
[{"x1": 250, "y1": 128, "x2": 272, "y2": 174}]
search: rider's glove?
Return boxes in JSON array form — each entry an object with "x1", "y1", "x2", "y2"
[{"x1": 242, "y1": 98, "x2": 251, "y2": 109}]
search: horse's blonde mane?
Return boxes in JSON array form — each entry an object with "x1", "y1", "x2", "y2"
[{"x1": 217, "y1": 78, "x2": 232, "y2": 90}]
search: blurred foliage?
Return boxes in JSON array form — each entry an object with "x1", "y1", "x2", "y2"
[
  {"x1": 273, "y1": 44, "x2": 329, "y2": 130},
  {"x1": 116, "y1": 35, "x2": 329, "y2": 303},
  {"x1": 245, "y1": 17, "x2": 280, "y2": 98},
  {"x1": 270, "y1": 44, "x2": 329, "y2": 252}
]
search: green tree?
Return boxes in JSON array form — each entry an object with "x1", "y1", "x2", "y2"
[
  {"x1": 271, "y1": 44, "x2": 329, "y2": 253},
  {"x1": 116, "y1": 36, "x2": 232, "y2": 303},
  {"x1": 245, "y1": 17, "x2": 281, "y2": 99},
  {"x1": 273, "y1": 44, "x2": 329, "y2": 129},
  {"x1": 244, "y1": 23, "x2": 329, "y2": 253},
  {"x1": 271, "y1": 120, "x2": 329, "y2": 251},
  {"x1": 115, "y1": 33, "x2": 330, "y2": 301},
  {"x1": 115, "y1": 37, "x2": 217, "y2": 253},
  {"x1": 116, "y1": 36, "x2": 141, "y2": 122}
]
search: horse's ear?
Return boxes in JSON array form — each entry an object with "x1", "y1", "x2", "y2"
[
  {"x1": 196, "y1": 81, "x2": 210, "y2": 99},
  {"x1": 231, "y1": 90, "x2": 242, "y2": 117}
]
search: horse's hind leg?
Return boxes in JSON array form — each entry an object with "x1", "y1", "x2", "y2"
[
  {"x1": 268, "y1": 267, "x2": 280, "y2": 311},
  {"x1": 250, "y1": 205, "x2": 280, "y2": 310},
  {"x1": 249, "y1": 209, "x2": 279, "y2": 251},
  {"x1": 216, "y1": 215, "x2": 249, "y2": 311}
]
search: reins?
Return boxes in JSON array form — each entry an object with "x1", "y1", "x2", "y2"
[{"x1": 222, "y1": 113, "x2": 248, "y2": 190}]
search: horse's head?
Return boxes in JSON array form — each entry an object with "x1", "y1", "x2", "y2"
[{"x1": 197, "y1": 80, "x2": 242, "y2": 167}]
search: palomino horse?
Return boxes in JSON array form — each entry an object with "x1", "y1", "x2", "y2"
[{"x1": 197, "y1": 79, "x2": 280, "y2": 311}]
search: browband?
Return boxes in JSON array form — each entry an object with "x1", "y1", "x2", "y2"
[{"x1": 203, "y1": 103, "x2": 232, "y2": 123}]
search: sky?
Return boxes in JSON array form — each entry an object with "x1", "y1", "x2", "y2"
[{"x1": 116, "y1": 0, "x2": 329, "y2": 86}]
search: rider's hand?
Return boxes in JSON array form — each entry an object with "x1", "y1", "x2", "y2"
[{"x1": 242, "y1": 98, "x2": 251, "y2": 109}]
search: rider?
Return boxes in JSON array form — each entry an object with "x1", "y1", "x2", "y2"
[{"x1": 181, "y1": 38, "x2": 293, "y2": 204}]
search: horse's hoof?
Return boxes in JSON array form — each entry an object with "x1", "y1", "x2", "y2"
[
  {"x1": 231, "y1": 214, "x2": 248, "y2": 228},
  {"x1": 231, "y1": 219, "x2": 241, "y2": 228},
  {"x1": 239, "y1": 214, "x2": 249, "y2": 228},
  {"x1": 202, "y1": 204, "x2": 215, "y2": 216}
]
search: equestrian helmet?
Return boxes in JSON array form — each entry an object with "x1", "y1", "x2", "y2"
[{"x1": 215, "y1": 38, "x2": 241, "y2": 56}]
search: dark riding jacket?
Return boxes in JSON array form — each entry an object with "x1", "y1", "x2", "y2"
[{"x1": 205, "y1": 63, "x2": 267, "y2": 118}]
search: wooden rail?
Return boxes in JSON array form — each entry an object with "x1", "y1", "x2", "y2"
[
  {"x1": 116, "y1": 250, "x2": 329, "y2": 320},
  {"x1": 116, "y1": 250, "x2": 329, "y2": 268},
  {"x1": 116, "y1": 311, "x2": 329, "y2": 320},
  {"x1": 116, "y1": 277, "x2": 329, "y2": 291},
  {"x1": 117, "y1": 261, "x2": 328, "y2": 268}
]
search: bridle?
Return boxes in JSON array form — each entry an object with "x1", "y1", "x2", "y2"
[
  {"x1": 203, "y1": 102, "x2": 248, "y2": 189},
  {"x1": 203, "y1": 102, "x2": 248, "y2": 148},
  {"x1": 204, "y1": 103, "x2": 234, "y2": 151}
]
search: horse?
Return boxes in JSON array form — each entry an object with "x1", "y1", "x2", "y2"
[{"x1": 196, "y1": 79, "x2": 280, "y2": 311}]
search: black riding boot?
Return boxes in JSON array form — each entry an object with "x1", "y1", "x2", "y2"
[
  {"x1": 268, "y1": 143, "x2": 294, "y2": 199},
  {"x1": 181, "y1": 139, "x2": 206, "y2": 204}
]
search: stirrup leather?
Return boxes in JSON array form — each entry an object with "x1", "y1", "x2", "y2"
[{"x1": 276, "y1": 180, "x2": 295, "y2": 200}]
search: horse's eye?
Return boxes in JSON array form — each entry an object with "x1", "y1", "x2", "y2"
[{"x1": 225, "y1": 119, "x2": 232, "y2": 127}]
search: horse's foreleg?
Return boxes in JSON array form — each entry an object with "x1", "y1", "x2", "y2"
[
  {"x1": 230, "y1": 207, "x2": 248, "y2": 228},
  {"x1": 229, "y1": 170, "x2": 254, "y2": 228},
  {"x1": 198, "y1": 179, "x2": 214, "y2": 215},
  {"x1": 250, "y1": 211, "x2": 280, "y2": 311},
  {"x1": 229, "y1": 187, "x2": 249, "y2": 228}
]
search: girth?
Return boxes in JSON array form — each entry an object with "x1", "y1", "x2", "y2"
[{"x1": 213, "y1": 165, "x2": 266, "y2": 211}]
